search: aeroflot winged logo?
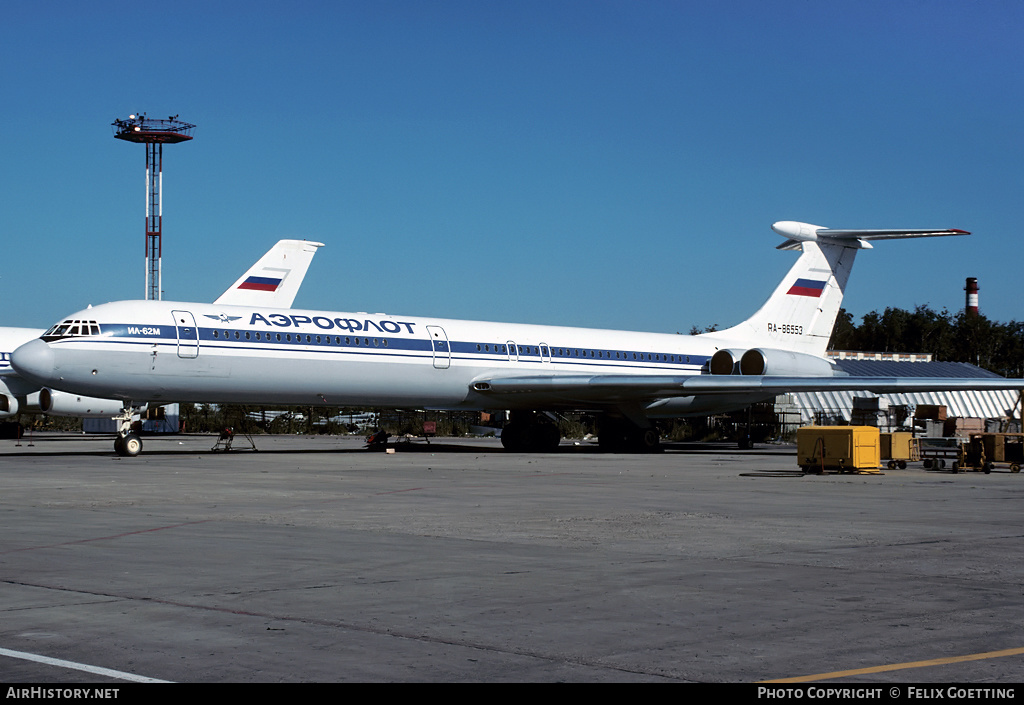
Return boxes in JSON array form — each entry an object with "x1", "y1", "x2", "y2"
[{"x1": 787, "y1": 278, "x2": 827, "y2": 298}]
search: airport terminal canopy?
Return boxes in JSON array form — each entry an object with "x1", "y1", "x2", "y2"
[
  {"x1": 112, "y1": 113, "x2": 195, "y2": 144},
  {"x1": 788, "y1": 359, "x2": 1021, "y2": 424}
]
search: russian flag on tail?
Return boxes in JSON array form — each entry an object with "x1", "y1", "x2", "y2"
[
  {"x1": 238, "y1": 275, "x2": 284, "y2": 292},
  {"x1": 787, "y1": 278, "x2": 827, "y2": 297}
]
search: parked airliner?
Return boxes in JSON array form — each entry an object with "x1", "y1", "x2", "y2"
[
  {"x1": 12, "y1": 222, "x2": 1024, "y2": 456},
  {"x1": 1, "y1": 239, "x2": 322, "y2": 422}
]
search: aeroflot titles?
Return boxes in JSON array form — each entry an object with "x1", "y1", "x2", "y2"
[
  {"x1": 126, "y1": 315, "x2": 419, "y2": 337},
  {"x1": 119, "y1": 316, "x2": 419, "y2": 340},
  {"x1": 247, "y1": 313, "x2": 418, "y2": 335}
]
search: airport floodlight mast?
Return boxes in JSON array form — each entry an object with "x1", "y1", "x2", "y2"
[{"x1": 112, "y1": 113, "x2": 195, "y2": 301}]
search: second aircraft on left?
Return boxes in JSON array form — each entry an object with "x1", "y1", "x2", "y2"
[{"x1": 0, "y1": 239, "x2": 323, "y2": 421}]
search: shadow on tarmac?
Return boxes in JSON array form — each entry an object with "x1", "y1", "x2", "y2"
[{"x1": 2, "y1": 433, "x2": 796, "y2": 458}]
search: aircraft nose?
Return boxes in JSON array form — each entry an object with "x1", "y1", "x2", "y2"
[{"x1": 11, "y1": 338, "x2": 56, "y2": 385}]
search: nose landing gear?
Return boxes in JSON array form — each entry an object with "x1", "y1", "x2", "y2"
[
  {"x1": 114, "y1": 432, "x2": 143, "y2": 457},
  {"x1": 113, "y1": 404, "x2": 144, "y2": 457}
]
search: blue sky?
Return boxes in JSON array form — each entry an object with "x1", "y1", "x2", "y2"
[{"x1": 2, "y1": 1, "x2": 1022, "y2": 334}]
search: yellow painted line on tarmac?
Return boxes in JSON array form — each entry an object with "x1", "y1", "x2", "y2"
[{"x1": 761, "y1": 646, "x2": 1024, "y2": 683}]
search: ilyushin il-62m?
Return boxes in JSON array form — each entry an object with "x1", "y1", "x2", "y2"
[{"x1": 12, "y1": 221, "x2": 1024, "y2": 456}]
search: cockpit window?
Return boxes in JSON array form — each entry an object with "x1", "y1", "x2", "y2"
[{"x1": 42, "y1": 319, "x2": 102, "y2": 342}]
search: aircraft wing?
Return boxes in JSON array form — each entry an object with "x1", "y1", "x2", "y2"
[
  {"x1": 471, "y1": 374, "x2": 1024, "y2": 404},
  {"x1": 215, "y1": 239, "x2": 324, "y2": 308}
]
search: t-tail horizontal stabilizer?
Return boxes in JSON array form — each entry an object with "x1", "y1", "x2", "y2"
[
  {"x1": 705, "y1": 220, "x2": 970, "y2": 358},
  {"x1": 773, "y1": 221, "x2": 970, "y2": 251}
]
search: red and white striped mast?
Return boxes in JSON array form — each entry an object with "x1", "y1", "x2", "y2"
[{"x1": 112, "y1": 113, "x2": 195, "y2": 300}]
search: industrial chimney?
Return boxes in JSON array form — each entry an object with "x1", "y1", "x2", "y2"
[{"x1": 965, "y1": 277, "x2": 979, "y2": 317}]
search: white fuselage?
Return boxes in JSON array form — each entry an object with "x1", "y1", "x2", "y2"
[{"x1": 14, "y1": 299, "x2": 767, "y2": 416}]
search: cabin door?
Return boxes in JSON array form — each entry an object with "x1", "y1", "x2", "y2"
[
  {"x1": 172, "y1": 310, "x2": 199, "y2": 359},
  {"x1": 426, "y1": 325, "x2": 450, "y2": 369}
]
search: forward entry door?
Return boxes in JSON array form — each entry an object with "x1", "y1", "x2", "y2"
[{"x1": 172, "y1": 310, "x2": 199, "y2": 359}]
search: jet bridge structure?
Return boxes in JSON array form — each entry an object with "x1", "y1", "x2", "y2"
[{"x1": 112, "y1": 113, "x2": 195, "y2": 301}]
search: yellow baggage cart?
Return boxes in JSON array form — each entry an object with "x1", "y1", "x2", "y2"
[{"x1": 797, "y1": 426, "x2": 881, "y2": 474}]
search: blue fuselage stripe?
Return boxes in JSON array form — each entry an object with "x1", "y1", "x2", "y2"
[{"x1": 54, "y1": 323, "x2": 711, "y2": 371}]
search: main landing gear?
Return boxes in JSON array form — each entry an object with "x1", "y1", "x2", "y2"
[
  {"x1": 498, "y1": 412, "x2": 662, "y2": 453},
  {"x1": 597, "y1": 416, "x2": 661, "y2": 453},
  {"x1": 500, "y1": 411, "x2": 561, "y2": 452},
  {"x1": 113, "y1": 404, "x2": 144, "y2": 457}
]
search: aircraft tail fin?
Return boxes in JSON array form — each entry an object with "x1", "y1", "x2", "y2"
[
  {"x1": 704, "y1": 221, "x2": 969, "y2": 358},
  {"x1": 215, "y1": 239, "x2": 324, "y2": 309}
]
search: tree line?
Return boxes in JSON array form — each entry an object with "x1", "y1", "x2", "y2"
[{"x1": 829, "y1": 305, "x2": 1024, "y2": 379}]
